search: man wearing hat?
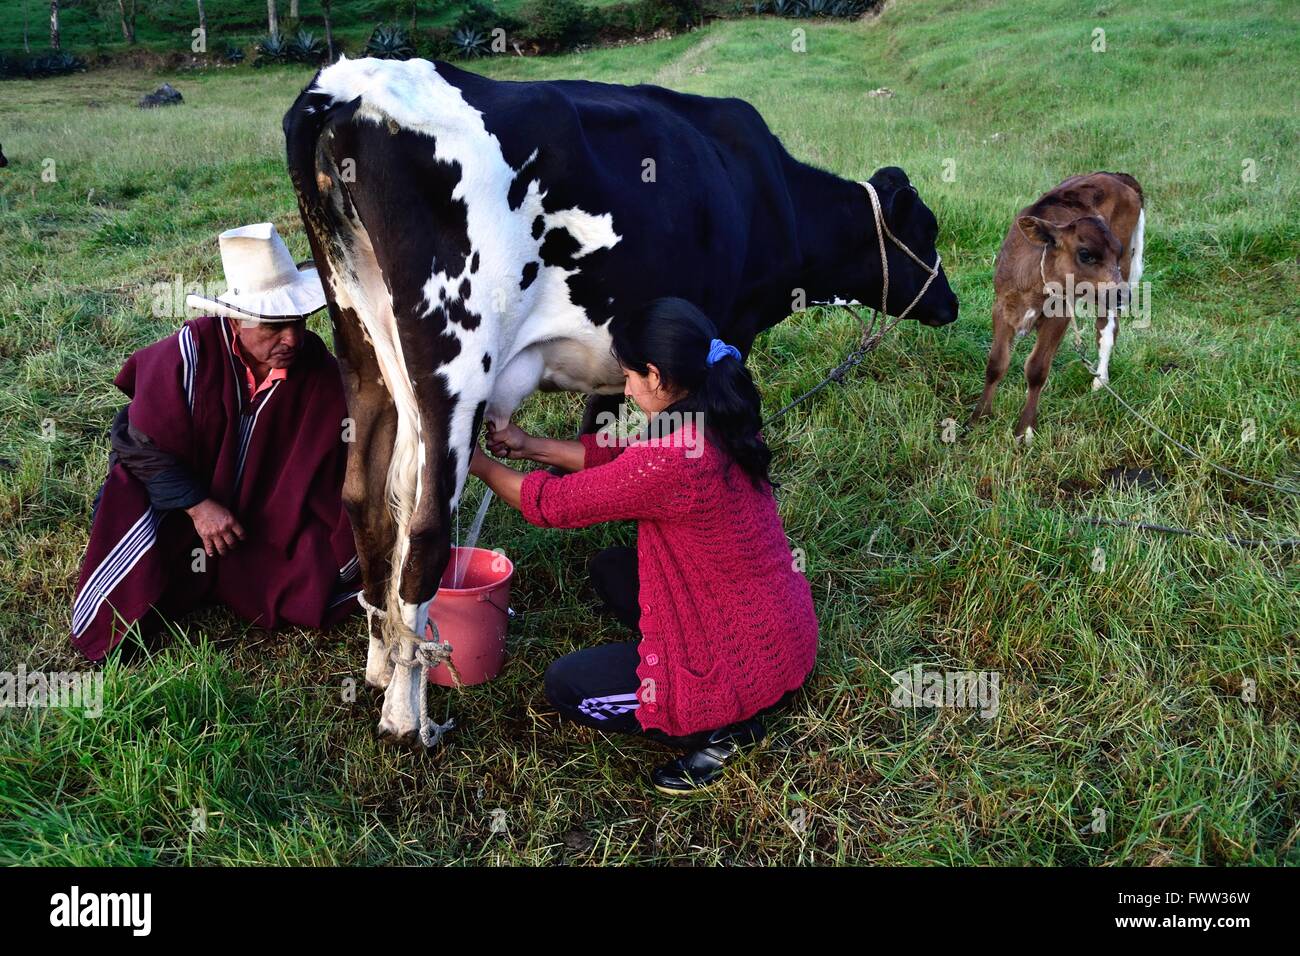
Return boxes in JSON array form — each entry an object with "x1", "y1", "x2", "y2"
[{"x1": 71, "y1": 223, "x2": 360, "y2": 661}]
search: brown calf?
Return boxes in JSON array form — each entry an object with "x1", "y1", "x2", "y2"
[{"x1": 971, "y1": 172, "x2": 1145, "y2": 440}]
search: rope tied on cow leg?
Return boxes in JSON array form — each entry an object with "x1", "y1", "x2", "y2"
[
  {"x1": 388, "y1": 615, "x2": 463, "y2": 749},
  {"x1": 357, "y1": 593, "x2": 387, "y2": 618}
]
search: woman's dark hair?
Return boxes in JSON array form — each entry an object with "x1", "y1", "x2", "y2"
[{"x1": 609, "y1": 297, "x2": 773, "y2": 490}]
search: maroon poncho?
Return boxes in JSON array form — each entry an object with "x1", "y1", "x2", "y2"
[{"x1": 71, "y1": 314, "x2": 358, "y2": 661}]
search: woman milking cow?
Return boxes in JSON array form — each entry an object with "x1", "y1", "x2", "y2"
[{"x1": 73, "y1": 223, "x2": 817, "y2": 796}]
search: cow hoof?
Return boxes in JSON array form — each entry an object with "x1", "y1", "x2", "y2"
[
  {"x1": 376, "y1": 721, "x2": 421, "y2": 748},
  {"x1": 1091, "y1": 376, "x2": 1107, "y2": 391},
  {"x1": 1015, "y1": 426, "x2": 1034, "y2": 446}
]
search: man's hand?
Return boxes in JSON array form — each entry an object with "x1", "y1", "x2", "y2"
[
  {"x1": 485, "y1": 421, "x2": 534, "y2": 460},
  {"x1": 185, "y1": 498, "x2": 245, "y2": 556}
]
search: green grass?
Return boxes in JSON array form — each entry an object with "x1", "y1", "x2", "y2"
[{"x1": 1, "y1": 0, "x2": 1298, "y2": 865}]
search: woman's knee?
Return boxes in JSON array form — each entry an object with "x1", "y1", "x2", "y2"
[{"x1": 543, "y1": 653, "x2": 580, "y2": 710}]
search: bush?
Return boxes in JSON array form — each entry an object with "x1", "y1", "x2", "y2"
[
  {"x1": 0, "y1": 51, "x2": 87, "y2": 79},
  {"x1": 600, "y1": 0, "x2": 684, "y2": 34},
  {"x1": 519, "y1": 0, "x2": 600, "y2": 50},
  {"x1": 454, "y1": 0, "x2": 525, "y2": 38},
  {"x1": 365, "y1": 23, "x2": 416, "y2": 60},
  {"x1": 222, "y1": 43, "x2": 246, "y2": 65}
]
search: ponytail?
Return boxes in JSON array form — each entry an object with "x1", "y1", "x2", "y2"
[{"x1": 609, "y1": 297, "x2": 774, "y2": 490}]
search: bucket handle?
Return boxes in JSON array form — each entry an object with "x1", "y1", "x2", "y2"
[{"x1": 480, "y1": 593, "x2": 512, "y2": 618}]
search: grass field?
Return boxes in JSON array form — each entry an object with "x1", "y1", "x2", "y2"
[{"x1": 1, "y1": 0, "x2": 1297, "y2": 865}]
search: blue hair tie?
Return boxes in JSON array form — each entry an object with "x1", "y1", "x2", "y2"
[{"x1": 706, "y1": 338, "x2": 741, "y2": 367}]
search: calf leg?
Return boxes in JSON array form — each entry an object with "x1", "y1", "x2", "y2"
[
  {"x1": 1015, "y1": 317, "x2": 1069, "y2": 441},
  {"x1": 1092, "y1": 310, "x2": 1118, "y2": 391},
  {"x1": 971, "y1": 305, "x2": 1015, "y2": 424}
]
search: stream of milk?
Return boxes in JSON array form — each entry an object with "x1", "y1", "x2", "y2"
[{"x1": 452, "y1": 488, "x2": 494, "y2": 588}]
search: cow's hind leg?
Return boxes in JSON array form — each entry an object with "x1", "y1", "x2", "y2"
[
  {"x1": 335, "y1": 319, "x2": 401, "y2": 690},
  {"x1": 377, "y1": 320, "x2": 471, "y2": 746}
]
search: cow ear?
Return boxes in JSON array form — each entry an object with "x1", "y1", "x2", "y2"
[
  {"x1": 866, "y1": 168, "x2": 914, "y2": 220},
  {"x1": 1017, "y1": 216, "x2": 1058, "y2": 246}
]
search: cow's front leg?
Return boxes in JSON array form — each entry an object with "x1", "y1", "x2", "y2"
[{"x1": 1092, "y1": 310, "x2": 1117, "y2": 391}]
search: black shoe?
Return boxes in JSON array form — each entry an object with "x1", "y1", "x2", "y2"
[{"x1": 650, "y1": 717, "x2": 766, "y2": 796}]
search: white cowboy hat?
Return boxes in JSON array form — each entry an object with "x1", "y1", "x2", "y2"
[{"x1": 185, "y1": 222, "x2": 327, "y2": 322}]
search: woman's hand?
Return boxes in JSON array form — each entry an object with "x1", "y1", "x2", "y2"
[
  {"x1": 469, "y1": 444, "x2": 491, "y2": 479},
  {"x1": 468, "y1": 442, "x2": 525, "y2": 510},
  {"x1": 186, "y1": 498, "x2": 245, "y2": 556},
  {"x1": 486, "y1": 421, "x2": 534, "y2": 460}
]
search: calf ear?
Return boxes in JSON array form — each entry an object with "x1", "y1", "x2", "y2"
[{"x1": 1017, "y1": 216, "x2": 1058, "y2": 246}]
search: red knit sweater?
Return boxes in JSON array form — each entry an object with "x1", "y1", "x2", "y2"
[{"x1": 519, "y1": 421, "x2": 818, "y2": 737}]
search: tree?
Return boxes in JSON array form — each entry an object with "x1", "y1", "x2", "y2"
[
  {"x1": 290, "y1": 0, "x2": 299, "y2": 19},
  {"x1": 116, "y1": 0, "x2": 138, "y2": 43},
  {"x1": 197, "y1": 0, "x2": 206, "y2": 36},
  {"x1": 49, "y1": 0, "x2": 60, "y2": 51},
  {"x1": 321, "y1": 0, "x2": 335, "y2": 62},
  {"x1": 267, "y1": 0, "x2": 279, "y2": 38}
]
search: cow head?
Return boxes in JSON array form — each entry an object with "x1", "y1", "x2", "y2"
[
  {"x1": 861, "y1": 167, "x2": 958, "y2": 327},
  {"x1": 1018, "y1": 214, "x2": 1126, "y2": 315}
]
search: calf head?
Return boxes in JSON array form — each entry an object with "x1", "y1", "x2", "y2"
[
  {"x1": 1018, "y1": 214, "x2": 1126, "y2": 317},
  {"x1": 862, "y1": 166, "x2": 959, "y2": 327}
]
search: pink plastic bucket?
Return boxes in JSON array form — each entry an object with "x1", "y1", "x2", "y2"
[{"x1": 424, "y1": 546, "x2": 513, "y2": 687}]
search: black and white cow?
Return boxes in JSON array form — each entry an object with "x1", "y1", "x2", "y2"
[{"x1": 283, "y1": 56, "x2": 958, "y2": 743}]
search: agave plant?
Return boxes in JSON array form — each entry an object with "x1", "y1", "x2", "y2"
[
  {"x1": 222, "y1": 43, "x2": 246, "y2": 64},
  {"x1": 451, "y1": 26, "x2": 490, "y2": 59},
  {"x1": 289, "y1": 28, "x2": 325, "y2": 63},
  {"x1": 255, "y1": 33, "x2": 292, "y2": 65},
  {"x1": 803, "y1": 0, "x2": 832, "y2": 15},
  {"x1": 365, "y1": 23, "x2": 415, "y2": 60}
]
